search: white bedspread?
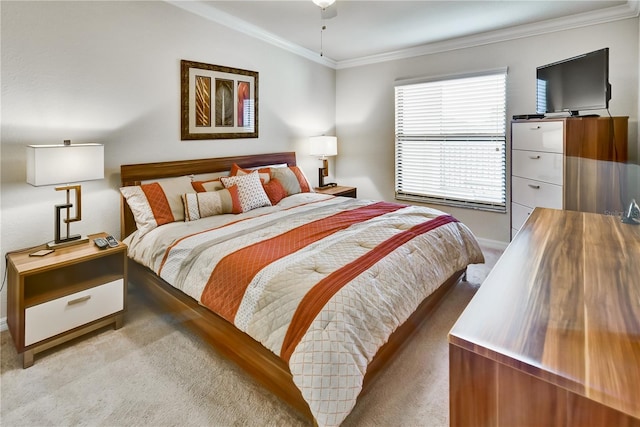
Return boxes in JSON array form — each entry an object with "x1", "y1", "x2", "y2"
[{"x1": 126, "y1": 193, "x2": 484, "y2": 426}]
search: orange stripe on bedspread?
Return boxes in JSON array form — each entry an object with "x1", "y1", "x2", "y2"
[
  {"x1": 200, "y1": 202, "x2": 405, "y2": 323},
  {"x1": 157, "y1": 197, "x2": 332, "y2": 276},
  {"x1": 280, "y1": 214, "x2": 458, "y2": 362}
]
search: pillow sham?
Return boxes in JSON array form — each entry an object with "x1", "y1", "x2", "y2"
[
  {"x1": 220, "y1": 171, "x2": 272, "y2": 212},
  {"x1": 270, "y1": 166, "x2": 313, "y2": 196},
  {"x1": 120, "y1": 175, "x2": 194, "y2": 236},
  {"x1": 262, "y1": 178, "x2": 287, "y2": 205},
  {"x1": 230, "y1": 163, "x2": 271, "y2": 184},
  {"x1": 190, "y1": 171, "x2": 229, "y2": 182},
  {"x1": 182, "y1": 185, "x2": 242, "y2": 221},
  {"x1": 192, "y1": 178, "x2": 224, "y2": 193}
]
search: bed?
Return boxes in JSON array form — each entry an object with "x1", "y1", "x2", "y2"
[{"x1": 120, "y1": 151, "x2": 484, "y2": 426}]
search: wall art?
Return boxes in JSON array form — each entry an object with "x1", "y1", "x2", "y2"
[{"x1": 181, "y1": 60, "x2": 258, "y2": 140}]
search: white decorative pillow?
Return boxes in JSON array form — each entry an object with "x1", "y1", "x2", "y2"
[
  {"x1": 220, "y1": 171, "x2": 272, "y2": 212},
  {"x1": 182, "y1": 185, "x2": 242, "y2": 221},
  {"x1": 120, "y1": 175, "x2": 194, "y2": 236}
]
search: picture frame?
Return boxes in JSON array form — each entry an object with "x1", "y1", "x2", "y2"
[{"x1": 181, "y1": 60, "x2": 258, "y2": 140}]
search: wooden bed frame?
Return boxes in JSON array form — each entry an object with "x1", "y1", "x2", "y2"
[{"x1": 120, "y1": 151, "x2": 464, "y2": 421}]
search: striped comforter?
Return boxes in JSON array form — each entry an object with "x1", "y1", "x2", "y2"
[{"x1": 126, "y1": 193, "x2": 484, "y2": 426}]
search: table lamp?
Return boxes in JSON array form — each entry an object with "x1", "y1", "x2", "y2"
[
  {"x1": 26, "y1": 140, "x2": 104, "y2": 248},
  {"x1": 310, "y1": 135, "x2": 338, "y2": 189}
]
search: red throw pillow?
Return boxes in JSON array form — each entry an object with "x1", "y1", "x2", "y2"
[
  {"x1": 262, "y1": 178, "x2": 287, "y2": 205},
  {"x1": 230, "y1": 163, "x2": 271, "y2": 183},
  {"x1": 191, "y1": 178, "x2": 223, "y2": 193}
]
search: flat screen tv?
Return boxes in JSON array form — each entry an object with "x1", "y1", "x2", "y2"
[{"x1": 536, "y1": 48, "x2": 611, "y2": 116}]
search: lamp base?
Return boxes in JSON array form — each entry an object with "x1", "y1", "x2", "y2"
[
  {"x1": 47, "y1": 235, "x2": 89, "y2": 249},
  {"x1": 317, "y1": 183, "x2": 338, "y2": 190}
]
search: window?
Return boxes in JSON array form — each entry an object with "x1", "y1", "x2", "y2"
[{"x1": 394, "y1": 69, "x2": 507, "y2": 212}]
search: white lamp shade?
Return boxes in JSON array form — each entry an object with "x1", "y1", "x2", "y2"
[
  {"x1": 312, "y1": 0, "x2": 336, "y2": 8},
  {"x1": 26, "y1": 143, "x2": 104, "y2": 186},
  {"x1": 310, "y1": 136, "x2": 338, "y2": 157}
]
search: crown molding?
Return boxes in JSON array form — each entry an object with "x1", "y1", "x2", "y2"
[
  {"x1": 166, "y1": 0, "x2": 336, "y2": 68},
  {"x1": 337, "y1": 1, "x2": 640, "y2": 69},
  {"x1": 167, "y1": 1, "x2": 639, "y2": 71}
]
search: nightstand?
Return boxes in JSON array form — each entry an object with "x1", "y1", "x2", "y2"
[
  {"x1": 6, "y1": 233, "x2": 127, "y2": 368},
  {"x1": 315, "y1": 185, "x2": 357, "y2": 198}
]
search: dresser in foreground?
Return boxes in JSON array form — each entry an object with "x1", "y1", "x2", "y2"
[{"x1": 449, "y1": 208, "x2": 640, "y2": 426}]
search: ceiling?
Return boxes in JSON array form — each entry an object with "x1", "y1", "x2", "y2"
[{"x1": 169, "y1": 1, "x2": 639, "y2": 68}]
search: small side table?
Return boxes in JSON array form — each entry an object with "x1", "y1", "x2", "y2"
[
  {"x1": 6, "y1": 233, "x2": 127, "y2": 368},
  {"x1": 315, "y1": 185, "x2": 357, "y2": 198}
]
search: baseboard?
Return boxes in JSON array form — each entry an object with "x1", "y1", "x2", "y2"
[
  {"x1": 477, "y1": 237, "x2": 509, "y2": 251},
  {"x1": 0, "y1": 317, "x2": 7, "y2": 332}
]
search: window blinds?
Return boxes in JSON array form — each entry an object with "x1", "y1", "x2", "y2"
[{"x1": 394, "y1": 70, "x2": 507, "y2": 212}]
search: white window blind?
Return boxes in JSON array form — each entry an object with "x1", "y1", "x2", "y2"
[{"x1": 394, "y1": 70, "x2": 507, "y2": 212}]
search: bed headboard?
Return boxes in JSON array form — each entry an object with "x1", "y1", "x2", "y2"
[{"x1": 120, "y1": 151, "x2": 297, "y2": 239}]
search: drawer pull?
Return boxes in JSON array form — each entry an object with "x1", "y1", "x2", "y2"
[
  {"x1": 529, "y1": 155, "x2": 541, "y2": 159},
  {"x1": 530, "y1": 126, "x2": 541, "y2": 130},
  {"x1": 67, "y1": 295, "x2": 91, "y2": 306},
  {"x1": 528, "y1": 184, "x2": 541, "y2": 189}
]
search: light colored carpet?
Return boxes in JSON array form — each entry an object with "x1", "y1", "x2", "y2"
[{"x1": 0, "y1": 246, "x2": 502, "y2": 427}]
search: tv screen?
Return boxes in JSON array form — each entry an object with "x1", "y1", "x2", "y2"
[{"x1": 536, "y1": 48, "x2": 611, "y2": 115}]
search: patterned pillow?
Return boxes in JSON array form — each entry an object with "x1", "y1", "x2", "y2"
[
  {"x1": 270, "y1": 166, "x2": 313, "y2": 196},
  {"x1": 182, "y1": 185, "x2": 242, "y2": 221},
  {"x1": 230, "y1": 163, "x2": 271, "y2": 184},
  {"x1": 220, "y1": 171, "x2": 272, "y2": 212},
  {"x1": 262, "y1": 178, "x2": 287, "y2": 205},
  {"x1": 120, "y1": 175, "x2": 194, "y2": 236},
  {"x1": 192, "y1": 178, "x2": 224, "y2": 193}
]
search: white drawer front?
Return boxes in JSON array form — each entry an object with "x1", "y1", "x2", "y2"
[
  {"x1": 25, "y1": 279, "x2": 124, "y2": 346},
  {"x1": 511, "y1": 228, "x2": 520, "y2": 240},
  {"x1": 511, "y1": 202, "x2": 533, "y2": 231},
  {"x1": 512, "y1": 121, "x2": 564, "y2": 153},
  {"x1": 512, "y1": 176, "x2": 563, "y2": 209},
  {"x1": 512, "y1": 150, "x2": 563, "y2": 185}
]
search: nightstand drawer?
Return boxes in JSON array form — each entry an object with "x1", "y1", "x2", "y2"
[{"x1": 25, "y1": 279, "x2": 124, "y2": 346}]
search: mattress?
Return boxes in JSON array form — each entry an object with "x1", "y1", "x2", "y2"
[{"x1": 125, "y1": 193, "x2": 484, "y2": 426}]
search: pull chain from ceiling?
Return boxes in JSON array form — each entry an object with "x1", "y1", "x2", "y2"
[{"x1": 320, "y1": 24, "x2": 326, "y2": 57}]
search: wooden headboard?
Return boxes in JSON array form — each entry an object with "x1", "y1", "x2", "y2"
[{"x1": 120, "y1": 151, "x2": 297, "y2": 239}]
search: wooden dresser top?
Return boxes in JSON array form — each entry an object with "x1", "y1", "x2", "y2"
[{"x1": 450, "y1": 207, "x2": 640, "y2": 419}]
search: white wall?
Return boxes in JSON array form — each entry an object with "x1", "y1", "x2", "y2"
[
  {"x1": 0, "y1": 1, "x2": 335, "y2": 320},
  {"x1": 2, "y1": 3, "x2": 638, "y2": 323},
  {"x1": 336, "y1": 18, "x2": 639, "y2": 243}
]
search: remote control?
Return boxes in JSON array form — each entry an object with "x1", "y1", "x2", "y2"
[
  {"x1": 105, "y1": 235, "x2": 119, "y2": 248},
  {"x1": 94, "y1": 238, "x2": 109, "y2": 249}
]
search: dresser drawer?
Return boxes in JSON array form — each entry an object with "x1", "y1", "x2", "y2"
[
  {"x1": 512, "y1": 150, "x2": 564, "y2": 185},
  {"x1": 25, "y1": 279, "x2": 124, "y2": 346},
  {"x1": 511, "y1": 228, "x2": 520, "y2": 240},
  {"x1": 512, "y1": 121, "x2": 564, "y2": 153},
  {"x1": 511, "y1": 202, "x2": 533, "y2": 231},
  {"x1": 512, "y1": 176, "x2": 563, "y2": 209}
]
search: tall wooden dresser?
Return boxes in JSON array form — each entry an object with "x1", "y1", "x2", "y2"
[{"x1": 510, "y1": 116, "x2": 628, "y2": 238}]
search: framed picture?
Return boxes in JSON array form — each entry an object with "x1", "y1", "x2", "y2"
[{"x1": 181, "y1": 60, "x2": 258, "y2": 140}]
